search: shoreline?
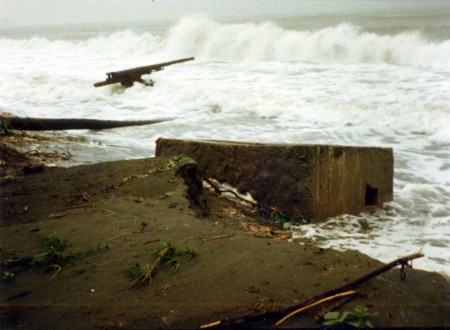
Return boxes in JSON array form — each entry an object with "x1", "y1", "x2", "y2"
[
  {"x1": 5, "y1": 130, "x2": 443, "y2": 276},
  {"x1": 0, "y1": 146, "x2": 447, "y2": 328}
]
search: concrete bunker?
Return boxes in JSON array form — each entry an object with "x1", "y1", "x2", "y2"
[{"x1": 156, "y1": 138, "x2": 394, "y2": 221}]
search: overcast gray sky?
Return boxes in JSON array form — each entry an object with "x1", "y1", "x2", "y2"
[
  {"x1": 3, "y1": 0, "x2": 277, "y2": 27},
  {"x1": 1, "y1": 0, "x2": 449, "y2": 28}
]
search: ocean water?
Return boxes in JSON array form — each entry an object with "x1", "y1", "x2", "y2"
[{"x1": 1, "y1": 3, "x2": 449, "y2": 274}]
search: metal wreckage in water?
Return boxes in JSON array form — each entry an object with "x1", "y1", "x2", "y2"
[{"x1": 93, "y1": 57, "x2": 195, "y2": 88}]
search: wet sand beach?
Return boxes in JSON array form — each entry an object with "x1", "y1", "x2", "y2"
[{"x1": 0, "y1": 148, "x2": 447, "y2": 329}]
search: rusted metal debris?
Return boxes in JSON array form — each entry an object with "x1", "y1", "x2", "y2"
[{"x1": 93, "y1": 57, "x2": 194, "y2": 88}]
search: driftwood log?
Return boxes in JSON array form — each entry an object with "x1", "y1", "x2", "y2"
[
  {"x1": 2, "y1": 116, "x2": 169, "y2": 131},
  {"x1": 199, "y1": 252, "x2": 424, "y2": 328}
]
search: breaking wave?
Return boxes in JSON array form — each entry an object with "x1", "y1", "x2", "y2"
[
  {"x1": 0, "y1": 16, "x2": 449, "y2": 275},
  {"x1": 2, "y1": 17, "x2": 450, "y2": 66},
  {"x1": 164, "y1": 17, "x2": 450, "y2": 66}
]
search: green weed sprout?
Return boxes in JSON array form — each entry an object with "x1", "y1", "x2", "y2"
[
  {"x1": 270, "y1": 211, "x2": 309, "y2": 227},
  {"x1": 36, "y1": 232, "x2": 108, "y2": 274},
  {"x1": 40, "y1": 232, "x2": 67, "y2": 252},
  {"x1": 323, "y1": 305, "x2": 377, "y2": 328},
  {"x1": 127, "y1": 242, "x2": 196, "y2": 288}
]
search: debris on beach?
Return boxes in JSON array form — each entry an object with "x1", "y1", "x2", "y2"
[
  {"x1": 93, "y1": 57, "x2": 194, "y2": 88},
  {"x1": 127, "y1": 242, "x2": 196, "y2": 289},
  {"x1": 240, "y1": 222, "x2": 291, "y2": 240}
]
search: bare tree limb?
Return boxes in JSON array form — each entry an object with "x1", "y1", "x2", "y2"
[
  {"x1": 2, "y1": 116, "x2": 169, "y2": 131},
  {"x1": 275, "y1": 290, "x2": 357, "y2": 326}
]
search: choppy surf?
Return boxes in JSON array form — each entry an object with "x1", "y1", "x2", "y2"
[{"x1": 1, "y1": 16, "x2": 449, "y2": 274}]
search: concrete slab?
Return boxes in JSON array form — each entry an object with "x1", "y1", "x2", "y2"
[{"x1": 155, "y1": 138, "x2": 393, "y2": 221}]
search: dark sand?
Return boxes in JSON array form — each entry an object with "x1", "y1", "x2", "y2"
[{"x1": 0, "y1": 153, "x2": 448, "y2": 329}]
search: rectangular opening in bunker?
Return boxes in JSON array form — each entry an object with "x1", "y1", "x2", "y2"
[{"x1": 365, "y1": 184, "x2": 379, "y2": 205}]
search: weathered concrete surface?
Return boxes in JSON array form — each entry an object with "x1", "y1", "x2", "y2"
[{"x1": 155, "y1": 138, "x2": 394, "y2": 221}]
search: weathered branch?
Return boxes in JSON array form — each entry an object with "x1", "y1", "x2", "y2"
[
  {"x1": 337, "y1": 252, "x2": 423, "y2": 290},
  {"x1": 314, "y1": 295, "x2": 355, "y2": 321},
  {"x1": 275, "y1": 290, "x2": 357, "y2": 326},
  {"x1": 198, "y1": 252, "x2": 424, "y2": 328},
  {"x1": 3, "y1": 116, "x2": 169, "y2": 131}
]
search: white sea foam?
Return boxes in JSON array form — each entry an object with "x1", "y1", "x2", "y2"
[
  {"x1": 2, "y1": 17, "x2": 450, "y2": 65},
  {"x1": 163, "y1": 17, "x2": 450, "y2": 66},
  {"x1": 1, "y1": 16, "x2": 449, "y2": 274}
]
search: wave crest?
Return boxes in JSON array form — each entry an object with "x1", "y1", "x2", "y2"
[
  {"x1": 163, "y1": 17, "x2": 450, "y2": 65},
  {"x1": 1, "y1": 16, "x2": 449, "y2": 66}
]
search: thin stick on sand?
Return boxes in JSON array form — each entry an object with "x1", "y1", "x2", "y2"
[{"x1": 275, "y1": 290, "x2": 357, "y2": 326}]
